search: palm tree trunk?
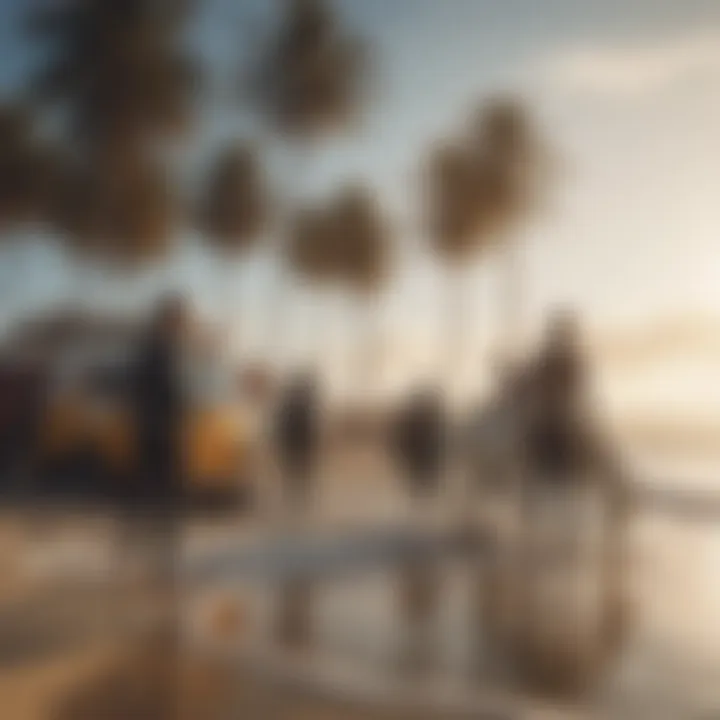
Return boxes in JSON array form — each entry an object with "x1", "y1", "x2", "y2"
[
  {"x1": 443, "y1": 267, "x2": 461, "y2": 398},
  {"x1": 221, "y1": 256, "x2": 239, "y2": 336},
  {"x1": 499, "y1": 234, "x2": 523, "y2": 367},
  {"x1": 264, "y1": 143, "x2": 315, "y2": 372}
]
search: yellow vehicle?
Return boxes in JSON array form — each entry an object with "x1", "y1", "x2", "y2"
[{"x1": 40, "y1": 355, "x2": 257, "y2": 506}]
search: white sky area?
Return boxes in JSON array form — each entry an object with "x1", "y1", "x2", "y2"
[{"x1": 0, "y1": 0, "x2": 719, "y2": 409}]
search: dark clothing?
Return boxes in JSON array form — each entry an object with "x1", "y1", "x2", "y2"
[
  {"x1": 274, "y1": 379, "x2": 320, "y2": 499},
  {"x1": 524, "y1": 336, "x2": 588, "y2": 482},
  {"x1": 392, "y1": 392, "x2": 445, "y2": 495},
  {"x1": 526, "y1": 416, "x2": 582, "y2": 478},
  {"x1": 128, "y1": 333, "x2": 186, "y2": 509},
  {"x1": 113, "y1": 304, "x2": 188, "y2": 720},
  {"x1": 0, "y1": 366, "x2": 44, "y2": 485}
]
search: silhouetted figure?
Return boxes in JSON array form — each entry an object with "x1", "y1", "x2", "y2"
[
  {"x1": 131, "y1": 296, "x2": 188, "y2": 512},
  {"x1": 273, "y1": 372, "x2": 320, "y2": 506},
  {"x1": 391, "y1": 387, "x2": 446, "y2": 497},
  {"x1": 389, "y1": 387, "x2": 446, "y2": 673},
  {"x1": 524, "y1": 311, "x2": 588, "y2": 481},
  {"x1": 271, "y1": 373, "x2": 321, "y2": 650},
  {"x1": 122, "y1": 295, "x2": 190, "y2": 719},
  {"x1": 511, "y1": 312, "x2": 633, "y2": 693},
  {"x1": 0, "y1": 362, "x2": 45, "y2": 496}
]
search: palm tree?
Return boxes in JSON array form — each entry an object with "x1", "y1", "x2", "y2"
[
  {"x1": 0, "y1": 103, "x2": 66, "y2": 307},
  {"x1": 426, "y1": 140, "x2": 492, "y2": 393},
  {"x1": 27, "y1": 0, "x2": 195, "y2": 153},
  {"x1": 250, "y1": 0, "x2": 366, "y2": 139},
  {"x1": 425, "y1": 97, "x2": 549, "y2": 391},
  {"x1": 51, "y1": 153, "x2": 179, "y2": 269},
  {"x1": 470, "y1": 99, "x2": 548, "y2": 364},
  {"x1": 247, "y1": 3, "x2": 370, "y2": 652},
  {"x1": 198, "y1": 141, "x2": 268, "y2": 333},
  {"x1": 200, "y1": 142, "x2": 267, "y2": 253},
  {"x1": 247, "y1": 0, "x2": 369, "y2": 367},
  {"x1": 286, "y1": 182, "x2": 390, "y2": 395},
  {"x1": 330, "y1": 183, "x2": 390, "y2": 397},
  {"x1": 26, "y1": 0, "x2": 197, "y2": 276}
]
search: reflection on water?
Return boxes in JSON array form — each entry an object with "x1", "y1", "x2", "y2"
[
  {"x1": 273, "y1": 458, "x2": 720, "y2": 718},
  {"x1": 602, "y1": 500, "x2": 720, "y2": 719},
  {"x1": 1, "y1": 457, "x2": 718, "y2": 718}
]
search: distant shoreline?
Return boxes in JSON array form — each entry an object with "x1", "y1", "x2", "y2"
[{"x1": 622, "y1": 422, "x2": 720, "y2": 462}]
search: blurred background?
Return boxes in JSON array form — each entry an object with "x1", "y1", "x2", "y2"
[{"x1": 0, "y1": 1, "x2": 719, "y2": 718}]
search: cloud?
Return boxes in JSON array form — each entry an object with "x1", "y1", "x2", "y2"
[{"x1": 537, "y1": 32, "x2": 720, "y2": 97}]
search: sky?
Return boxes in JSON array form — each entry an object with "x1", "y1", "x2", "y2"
[{"x1": 1, "y1": 0, "x2": 719, "y2": 393}]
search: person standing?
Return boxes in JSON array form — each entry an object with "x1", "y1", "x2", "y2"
[
  {"x1": 390, "y1": 386, "x2": 447, "y2": 672},
  {"x1": 273, "y1": 372, "x2": 321, "y2": 511},
  {"x1": 271, "y1": 372, "x2": 322, "y2": 649},
  {"x1": 122, "y1": 294, "x2": 191, "y2": 718}
]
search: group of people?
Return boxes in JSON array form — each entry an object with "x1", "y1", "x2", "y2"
[
  {"x1": 390, "y1": 311, "x2": 616, "y2": 498},
  {"x1": 126, "y1": 291, "x2": 609, "y2": 513},
  {"x1": 120, "y1": 297, "x2": 629, "y2": 563},
  {"x1": 116, "y1": 296, "x2": 629, "y2": 701}
]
